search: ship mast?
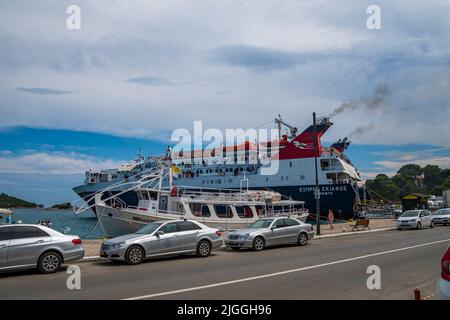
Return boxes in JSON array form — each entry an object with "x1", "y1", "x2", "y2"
[{"x1": 274, "y1": 115, "x2": 298, "y2": 140}]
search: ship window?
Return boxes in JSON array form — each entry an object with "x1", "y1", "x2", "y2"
[
  {"x1": 266, "y1": 177, "x2": 269, "y2": 182},
  {"x1": 289, "y1": 161, "x2": 293, "y2": 167},
  {"x1": 281, "y1": 176, "x2": 284, "y2": 181},
  {"x1": 214, "y1": 205, "x2": 233, "y2": 218},
  {"x1": 189, "y1": 203, "x2": 210, "y2": 217},
  {"x1": 320, "y1": 160, "x2": 330, "y2": 170},
  {"x1": 300, "y1": 175, "x2": 305, "y2": 180},
  {"x1": 235, "y1": 206, "x2": 253, "y2": 218},
  {"x1": 285, "y1": 176, "x2": 289, "y2": 181},
  {"x1": 228, "y1": 179, "x2": 233, "y2": 183}
]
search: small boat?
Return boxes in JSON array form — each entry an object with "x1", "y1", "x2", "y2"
[{"x1": 0, "y1": 208, "x2": 13, "y2": 224}]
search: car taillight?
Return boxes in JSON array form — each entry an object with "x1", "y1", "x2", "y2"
[
  {"x1": 442, "y1": 247, "x2": 450, "y2": 281},
  {"x1": 72, "y1": 238, "x2": 82, "y2": 245},
  {"x1": 216, "y1": 230, "x2": 222, "y2": 237}
]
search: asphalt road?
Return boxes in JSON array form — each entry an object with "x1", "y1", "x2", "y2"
[{"x1": 1, "y1": 226, "x2": 449, "y2": 300}]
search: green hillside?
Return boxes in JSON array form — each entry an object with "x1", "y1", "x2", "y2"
[{"x1": 0, "y1": 193, "x2": 43, "y2": 208}]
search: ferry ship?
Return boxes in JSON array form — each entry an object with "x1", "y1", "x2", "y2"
[{"x1": 72, "y1": 116, "x2": 363, "y2": 220}]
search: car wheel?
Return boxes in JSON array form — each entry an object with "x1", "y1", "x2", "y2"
[
  {"x1": 196, "y1": 240, "x2": 212, "y2": 257},
  {"x1": 125, "y1": 245, "x2": 144, "y2": 265},
  {"x1": 430, "y1": 220, "x2": 434, "y2": 228},
  {"x1": 38, "y1": 251, "x2": 62, "y2": 274},
  {"x1": 416, "y1": 222, "x2": 421, "y2": 230},
  {"x1": 297, "y1": 233, "x2": 308, "y2": 246},
  {"x1": 252, "y1": 237, "x2": 265, "y2": 251}
]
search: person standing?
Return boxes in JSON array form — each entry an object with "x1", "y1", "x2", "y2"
[{"x1": 328, "y1": 209, "x2": 334, "y2": 229}]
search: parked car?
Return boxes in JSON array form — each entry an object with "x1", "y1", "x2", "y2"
[
  {"x1": 100, "y1": 219, "x2": 223, "y2": 265},
  {"x1": 0, "y1": 224, "x2": 84, "y2": 274},
  {"x1": 436, "y1": 243, "x2": 450, "y2": 300},
  {"x1": 432, "y1": 208, "x2": 450, "y2": 226},
  {"x1": 396, "y1": 210, "x2": 434, "y2": 230},
  {"x1": 225, "y1": 217, "x2": 314, "y2": 251}
]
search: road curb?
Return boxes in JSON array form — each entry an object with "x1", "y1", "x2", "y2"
[{"x1": 315, "y1": 227, "x2": 396, "y2": 239}]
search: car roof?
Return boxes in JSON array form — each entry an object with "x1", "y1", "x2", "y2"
[{"x1": 0, "y1": 224, "x2": 65, "y2": 236}]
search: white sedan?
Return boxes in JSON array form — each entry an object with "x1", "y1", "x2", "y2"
[
  {"x1": 396, "y1": 210, "x2": 434, "y2": 230},
  {"x1": 436, "y1": 244, "x2": 450, "y2": 300}
]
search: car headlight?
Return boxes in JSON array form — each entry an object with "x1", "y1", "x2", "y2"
[
  {"x1": 111, "y1": 241, "x2": 126, "y2": 250},
  {"x1": 239, "y1": 234, "x2": 250, "y2": 240}
]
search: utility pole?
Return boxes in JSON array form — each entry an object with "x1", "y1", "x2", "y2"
[{"x1": 313, "y1": 112, "x2": 321, "y2": 235}]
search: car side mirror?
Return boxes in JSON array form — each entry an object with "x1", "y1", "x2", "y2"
[{"x1": 156, "y1": 230, "x2": 164, "y2": 237}]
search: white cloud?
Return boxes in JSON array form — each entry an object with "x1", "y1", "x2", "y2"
[
  {"x1": 374, "y1": 156, "x2": 450, "y2": 172},
  {"x1": 0, "y1": 152, "x2": 123, "y2": 175},
  {"x1": 0, "y1": 0, "x2": 449, "y2": 147}
]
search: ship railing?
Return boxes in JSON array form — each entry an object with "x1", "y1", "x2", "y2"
[
  {"x1": 73, "y1": 165, "x2": 168, "y2": 215},
  {"x1": 179, "y1": 189, "x2": 270, "y2": 202}
]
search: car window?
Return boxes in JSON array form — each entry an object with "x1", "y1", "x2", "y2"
[
  {"x1": 274, "y1": 219, "x2": 287, "y2": 228},
  {"x1": 0, "y1": 227, "x2": 12, "y2": 241},
  {"x1": 178, "y1": 221, "x2": 201, "y2": 231},
  {"x1": 11, "y1": 226, "x2": 49, "y2": 239},
  {"x1": 401, "y1": 211, "x2": 420, "y2": 217},
  {"x1": 160, "y1": 223, "x2": 178, "y2": 234},
  {"x1": 419, "y1": 211, "x2": 425, "y2": 217},
  {"x1": 248, "y1": 219, "x2": 274, "y2": 229},
  {"x1": 285, "y1": 218, "x2": 300, "y2": 226},
  {"x1": 434, "y1": 209, "x2": 450, "y2": 215},
  {"x1": 136, "y1": 222, "x2": 162, "y2": 234}
]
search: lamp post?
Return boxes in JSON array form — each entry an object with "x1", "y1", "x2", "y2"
[{"x1": 313, "y1": 112, "x2": 321, "y2": 235}]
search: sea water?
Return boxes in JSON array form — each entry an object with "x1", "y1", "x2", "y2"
[{"x1": 9, "y1": 208, "x2": 104, "y2": 239}]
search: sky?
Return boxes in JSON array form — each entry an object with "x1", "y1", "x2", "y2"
[{"x1": 0, "y1": 0, "x2": 449, "y2": 205}]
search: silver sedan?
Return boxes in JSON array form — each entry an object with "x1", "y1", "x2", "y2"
[
  {"x1": 432, "y1": 208, "x2": 450, "y2": 226},
  {"x1": 100, "y1": 219, "x2": 223, "y2": 264},
  {"x1": 0, "y1": 224, "x2": 85, "y2": 274},
  {"x1": 225, "y1": 217, "x2": 315, "y2": 251}
]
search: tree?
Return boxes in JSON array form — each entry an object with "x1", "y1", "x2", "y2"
[
  {"x1": 441, "y1": 169, "x2": 450, "y2": 181},
  {"x1": 391, "y1": 174, "x2": 407, "y2": 189},
  {"x1": 432, "y1": 185, "x2": 446, "y2": 196},
  {"x1": 443, "y1": 176, "x2": 450, "y2": 188},
  {"x1": 423, "y1": 164, "x2": 442, "y2": 190},
  {"x1": 366, "y1": 174, "x2": 401, "y2": 201},
  {"x1": 397, "y1": 164, "x2": 422, "y2": 177}
]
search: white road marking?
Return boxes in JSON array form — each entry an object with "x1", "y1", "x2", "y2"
[{"x1": 123, "y1": 238, "x2": 450, "y2": 300}]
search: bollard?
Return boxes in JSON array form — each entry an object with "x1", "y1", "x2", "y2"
[{"x1": 414, "y1": 288, "x2": 421, "y2": 300}]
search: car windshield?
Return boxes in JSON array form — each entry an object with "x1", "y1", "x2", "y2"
[
  {"x1": 135, "y1": 222, "x2": 163, "y2": 234},
  {"x1": 401, "y1": 211, "x2": 420, "y2": 217},
  {"x1": 434, "y1": 209, "x2": 450, "y2": 216},
  {"x1": 248, "y1": 219, "x2": 274, "y2": 229}
]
